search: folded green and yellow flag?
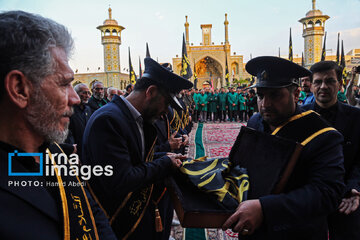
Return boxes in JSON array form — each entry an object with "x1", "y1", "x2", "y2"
[{"x1": 179, "y1": 157, "x2": 249, "y2": 209}]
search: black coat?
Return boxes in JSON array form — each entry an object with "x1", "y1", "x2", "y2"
[
  {"x1": 302, "y1": 101, "x2": 360, "y2": 193},
  {"x1": 82, "y1": 95, "x2": 174, "y2": 240},
  {"x1": 87, "y1": 96, "x2": 108, "y2": 113},
  {"x1": 244, "y1": 108, "x2": 345, "y2": 240},
  {"x1": 0, "y1": 141, "x2": 116, "y2": 240},
  {"x1": 65, "y1": 104, "x2": 92, "y2": 158},
  {"x1": 154, "y1": 116, "x2": 171, "y2": 153},
  {"x1": 302, "y1": 101, "x2": 360, "y2": 240}
]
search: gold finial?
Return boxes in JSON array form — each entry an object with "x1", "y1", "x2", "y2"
[
  {"x1": 185, "y1": 15, "x2": 189, "y2": 27},
  {"x1": 185, "y1": 15, "x2": 189, "y2": 44},
  {"x1": 108, "y1": 6, "x2": 112, "y2": 19},
  {"x1": 224, "y1": 13, "x2": 229, "y2": 25},
  {"x1": 312, "y1": 0, "x2": 316, "y2": 10}
]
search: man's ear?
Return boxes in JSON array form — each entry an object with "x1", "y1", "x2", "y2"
[
  {"x1": 293, "y1": 87, "x2": 300, "y2": 103},
  {"x1": 145, "y1": 85, "x2": 158, "y2": 100},
  {"x1": 4, "y1": 70, "x2": 32, "y2": 108}
]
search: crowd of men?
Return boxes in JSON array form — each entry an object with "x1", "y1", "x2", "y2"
[
  {"x1": 187, "y1": 87, "x2": 257, "y2": 123},
  {"x1": 1, "y1": 10, "x2": 360, "y2": 240}
]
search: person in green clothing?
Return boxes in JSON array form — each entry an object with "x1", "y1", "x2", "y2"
[
  {"x1": 193, "y1": 88, "x2": 200, "y2": 122},
  {"x1": 227, "y1": 87, "x2": 238, "y2": 122},
  {"x1": 246, "y1": 89, "x2": 257, "y2": 120},
  {"x1": 217, "y1": 87, "x2": 227, "y2": 122},
  {"x1": 208, "y1": 89, "x2": 218, "y2": 122},
  {"x1": 299, "y1": 90, "x2": 306, "y2": 104},
  {"x1": 237, "y1": 88, "x2": 246, "y2": 122},
  {"x1": 198, "y1": 89, "x2": 208, "y2": 122},
  {"x1": 337, "y1": 85, "x2": 347, "y2": 103}
]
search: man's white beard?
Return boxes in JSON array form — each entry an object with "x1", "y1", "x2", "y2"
[
  {"x1": 25, "y1": 87, "x2": 71, "y2": 143},
  {"x1": 93, "y1": 92, "x2": 104, "y2": 100}
]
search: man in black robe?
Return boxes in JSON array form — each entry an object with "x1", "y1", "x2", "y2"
[
  {"x1": 223, "y1": 56, "x2": 345, "y2": 240},
  {"x1": 302, "y1": 61, "x2": 360, "y2": 240},
  {"x1": 83, "y1": 57, "x2": 193, "y2": 239}
]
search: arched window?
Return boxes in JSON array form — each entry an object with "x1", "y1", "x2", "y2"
[
  {"x1": 315, "y1": 20, "x2": 322, "y2": 26},
  {"x1": 231, "y1": 62, "x2": 239, "y2": 75},
  {"x1": 105, "y1": 29, "x2": 111, "y2": 36}
]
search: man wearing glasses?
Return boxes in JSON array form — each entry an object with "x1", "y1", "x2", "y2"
[
  {"x1": 302, "y1": 61, "x2": 360, "y2": 240},
  {"x1": 88, "y1": 81, "x2": 108, "y2": 113}
]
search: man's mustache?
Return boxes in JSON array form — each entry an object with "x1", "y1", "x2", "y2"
[{"x1": 63, "y1": 108, "x2": 74, "y2": 117}]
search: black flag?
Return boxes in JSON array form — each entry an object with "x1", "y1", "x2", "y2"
[
  {"x1": 193, "y1": 60, "x2": 198, "y2": 89},
  {"x1": 225, "y1": 57, "x2": 230, "y2": 86},
  {"x1": 180, "y1": 33, "x2": 192, "y2": 79},
  {"x1": 340, "y1": 40, "x2": 347, "y2": 86},
  {"x1": 146, "y1": 43, "x2": 151, "y2": 58},
  {"x1": 336, "y1": 33, "x2": 340, "y2": 65},
  {"x1": 289, "y1": 28, "x2": 293, "y2": 62},
  {"x1": 139, "y1": 56, "x2": 143, "y2": 78},
  {"x1": 321, "y1": 32, "x2": 327, "y2": 61},
  {"x1": 128, "y1": 47, "x2": 136, "y2": 84},
  {"x1": 301, "y1": 52, "x2": 305, "y2": 67}
]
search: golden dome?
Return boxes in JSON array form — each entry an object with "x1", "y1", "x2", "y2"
[
  {"x1": 305, "y1": 9, "x2": 323, "y2": 18},
  {"x1": 103, "y1": 19, "x2": 118, "y2": 25}
]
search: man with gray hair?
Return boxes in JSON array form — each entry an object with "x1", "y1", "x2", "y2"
[
  {"x1": 107, "y1": 86, "x2": 118, "y2": 102},
  {"x1": 0, "y1": 11, "x2": 116, "y2": 239},
  {"x1": 88, "y1": 80, "x2": 108, "y2": 113},
  {"x1": 66, "y1": 83, "x2": 92, "y2": 158}
]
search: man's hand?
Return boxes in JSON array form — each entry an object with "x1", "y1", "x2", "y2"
[
  {"x1": 222, "y1": 200, "x2": 263, "y2": 235},
  {"x1": 181, "y1": 134, "x2": 189, "y2": 146},
  {"x1": 169, "y1": 131, "x2": 182, "y2": 150},
  {"x1": 339, "y1": 189, "x2": 360, "y2": 215},
  {"x1": 167, "y1": 153, "x2": 186, "y2": 168}
]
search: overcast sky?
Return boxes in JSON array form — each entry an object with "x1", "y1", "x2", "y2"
[{"x1": 1, "y1": 0, "x2": 360, "y2": 74}]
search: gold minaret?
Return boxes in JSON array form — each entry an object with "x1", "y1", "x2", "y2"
[
  {"x1": 224, "y1": 13, "x2": 229, "y2": 44},
  {"x1": 185, "y1": 16, "x2": 189, "y2": 45},
  {"x1": 97, "y1": 7, "x2": 125, "y2": 86},
  {"x1": 299, "y1": 0, "x2": 329, "y2": 67}
]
